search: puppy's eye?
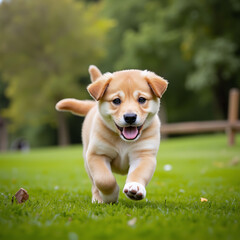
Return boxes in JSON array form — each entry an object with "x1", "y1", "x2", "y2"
[
  {"x1": 112, "y1": 98, "x2": 121, "y2": 105},
  {"x1": 138, "y1": 97, "x2": 146, "y2": 104}
]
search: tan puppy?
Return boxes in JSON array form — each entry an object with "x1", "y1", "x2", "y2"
[{"x1": 56, "y1": 65, "x2": 168, "y2": 203}]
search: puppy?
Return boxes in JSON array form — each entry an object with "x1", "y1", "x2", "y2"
[{"x1": 56, "y1": 65, "x2": 168, "y2": 203}]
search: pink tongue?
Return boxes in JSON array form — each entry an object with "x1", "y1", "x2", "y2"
[{"x1": 122, "y1": 127, "x2": 138, "y2": 140}]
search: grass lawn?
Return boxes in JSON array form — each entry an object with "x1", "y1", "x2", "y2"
[{"x1": 0, "y1": 134, "x2": 240, "y2": 240}]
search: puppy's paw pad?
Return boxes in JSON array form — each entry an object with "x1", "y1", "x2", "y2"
[{"x1": 123, "y1": 182, "x2": 146, "y2": 200}]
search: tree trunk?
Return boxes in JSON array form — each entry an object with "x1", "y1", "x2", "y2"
[
  {"x1": 214, "y1": 70, "x2": 235, "y2": 119},
  {"x1": 159, "y1": 102, "x2": 168, "y2": 139},
  {"x1": 57, "y1": 112, "x2": 70, "y2": 146},
  {"x1": 0, "y1": 117, "x2": 8, "y2": 151}
]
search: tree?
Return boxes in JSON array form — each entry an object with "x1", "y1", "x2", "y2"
[
  {"x1": 0, "y1": 0, "x2": 113, "y2": 145},
  {"x1": 0, "y1": 75, "x2": 9, "y2": 151},
  {"x1": 103, "y1": 0, "x2": 240, "y2": 121}
]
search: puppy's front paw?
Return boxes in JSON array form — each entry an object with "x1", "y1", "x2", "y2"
[{"x1": 123, "y1": 182, "x2": 146, "y2": 200}]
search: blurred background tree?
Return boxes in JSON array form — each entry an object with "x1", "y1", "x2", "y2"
[
  {"x1": 0, "y1": 0, "x2": 239, "y2": 149},
  {"x1": 0, "y1": 0, "x2": 113, "y2": 146},
  {"x1": 0, "y1": 74, "x2": 9, "y2": 151},
  {"x1": 102, "y1": 0, "x2": 240, "y2": 122}
]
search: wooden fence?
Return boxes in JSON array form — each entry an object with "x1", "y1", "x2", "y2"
[{"x1": 161, "y1": 88, "x2": 240, "y2": 146}]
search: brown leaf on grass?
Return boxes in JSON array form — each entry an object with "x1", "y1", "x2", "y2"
[
  {"x1": 200, "y1": 197, "x2": 208, "y2": 202},
  {"x1": 12, "y1": 188, "x2": 29, "y2": 204}
]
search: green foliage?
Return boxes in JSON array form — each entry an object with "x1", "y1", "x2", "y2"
[
  {"x1": 0, "y1": 134, "x2": 240, "y2": 240},
  {"x1": 0, "y1": 0, "x2": 113, "y2": 129},
  {"x1": 186, "y1": 38, "x2": 240, "y2": 90},
  {"x1": 1, "y1": 0, "x2": 240, "y2": 146},
  {"x1": 103, "y1": 0, "x2": 240, "y2": 120},
  {"x1": 0, "y1": 74, "x2": 9, "y2": 110}
]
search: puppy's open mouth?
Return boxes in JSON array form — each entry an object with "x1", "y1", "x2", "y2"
[{"x1": 116, "y1": 124, "x2": 143, "y2": 140}]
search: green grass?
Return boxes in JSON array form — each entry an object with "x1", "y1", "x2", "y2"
[{"x1": 0, "y1": 134, "x2": 240, "y2": 240}]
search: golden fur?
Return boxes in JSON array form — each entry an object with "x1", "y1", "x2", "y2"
[{"x1": 56, "y1": 65, "x2": 168, "y2": 203}]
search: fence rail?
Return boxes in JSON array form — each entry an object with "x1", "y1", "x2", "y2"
[{"x1": 161, "y1": 88, "x2": 240, "y2": 146}]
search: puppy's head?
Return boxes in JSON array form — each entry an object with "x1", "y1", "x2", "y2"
[{"x1": 87, "y1": 66, "x2": 168, "y2": 142}]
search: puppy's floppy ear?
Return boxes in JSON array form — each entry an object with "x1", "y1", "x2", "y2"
[
  {"x1": 89, "y1": 65, "x2": 102, "y2": 82},
  {"x1": 143, "y1": 71, "x2": 168, "y2": 98},
  {"x1": 87, "y1": 73, "x2": 112, "y2": 100}
]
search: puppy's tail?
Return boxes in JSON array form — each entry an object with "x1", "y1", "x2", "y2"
[{"x1": 56, "y1": 98, "x2": 96, "y2": 116}]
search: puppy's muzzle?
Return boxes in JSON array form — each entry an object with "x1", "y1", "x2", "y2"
[
  {"x1": 115, "y1": 113, "x2": 143, "y2": 141},
  {"x1": 124, "y1": 113, "x2": 137, "y2": 124}
]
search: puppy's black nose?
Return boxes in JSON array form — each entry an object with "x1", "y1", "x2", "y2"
[{"x1": 124, "y1": 113, "x2": 137, "y2": 124}]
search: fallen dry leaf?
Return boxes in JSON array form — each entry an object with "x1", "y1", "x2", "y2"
[
  {"x1": 12, "y1": 188, "x2": 29, "y2": 204},
  {"x1": 200, "y1": 197, "x2": 208, "y2": 202}
]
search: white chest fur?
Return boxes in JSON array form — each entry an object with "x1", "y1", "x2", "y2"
[{"x1": 88, "y1": 133, "x2": 159, "y2": 175}]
